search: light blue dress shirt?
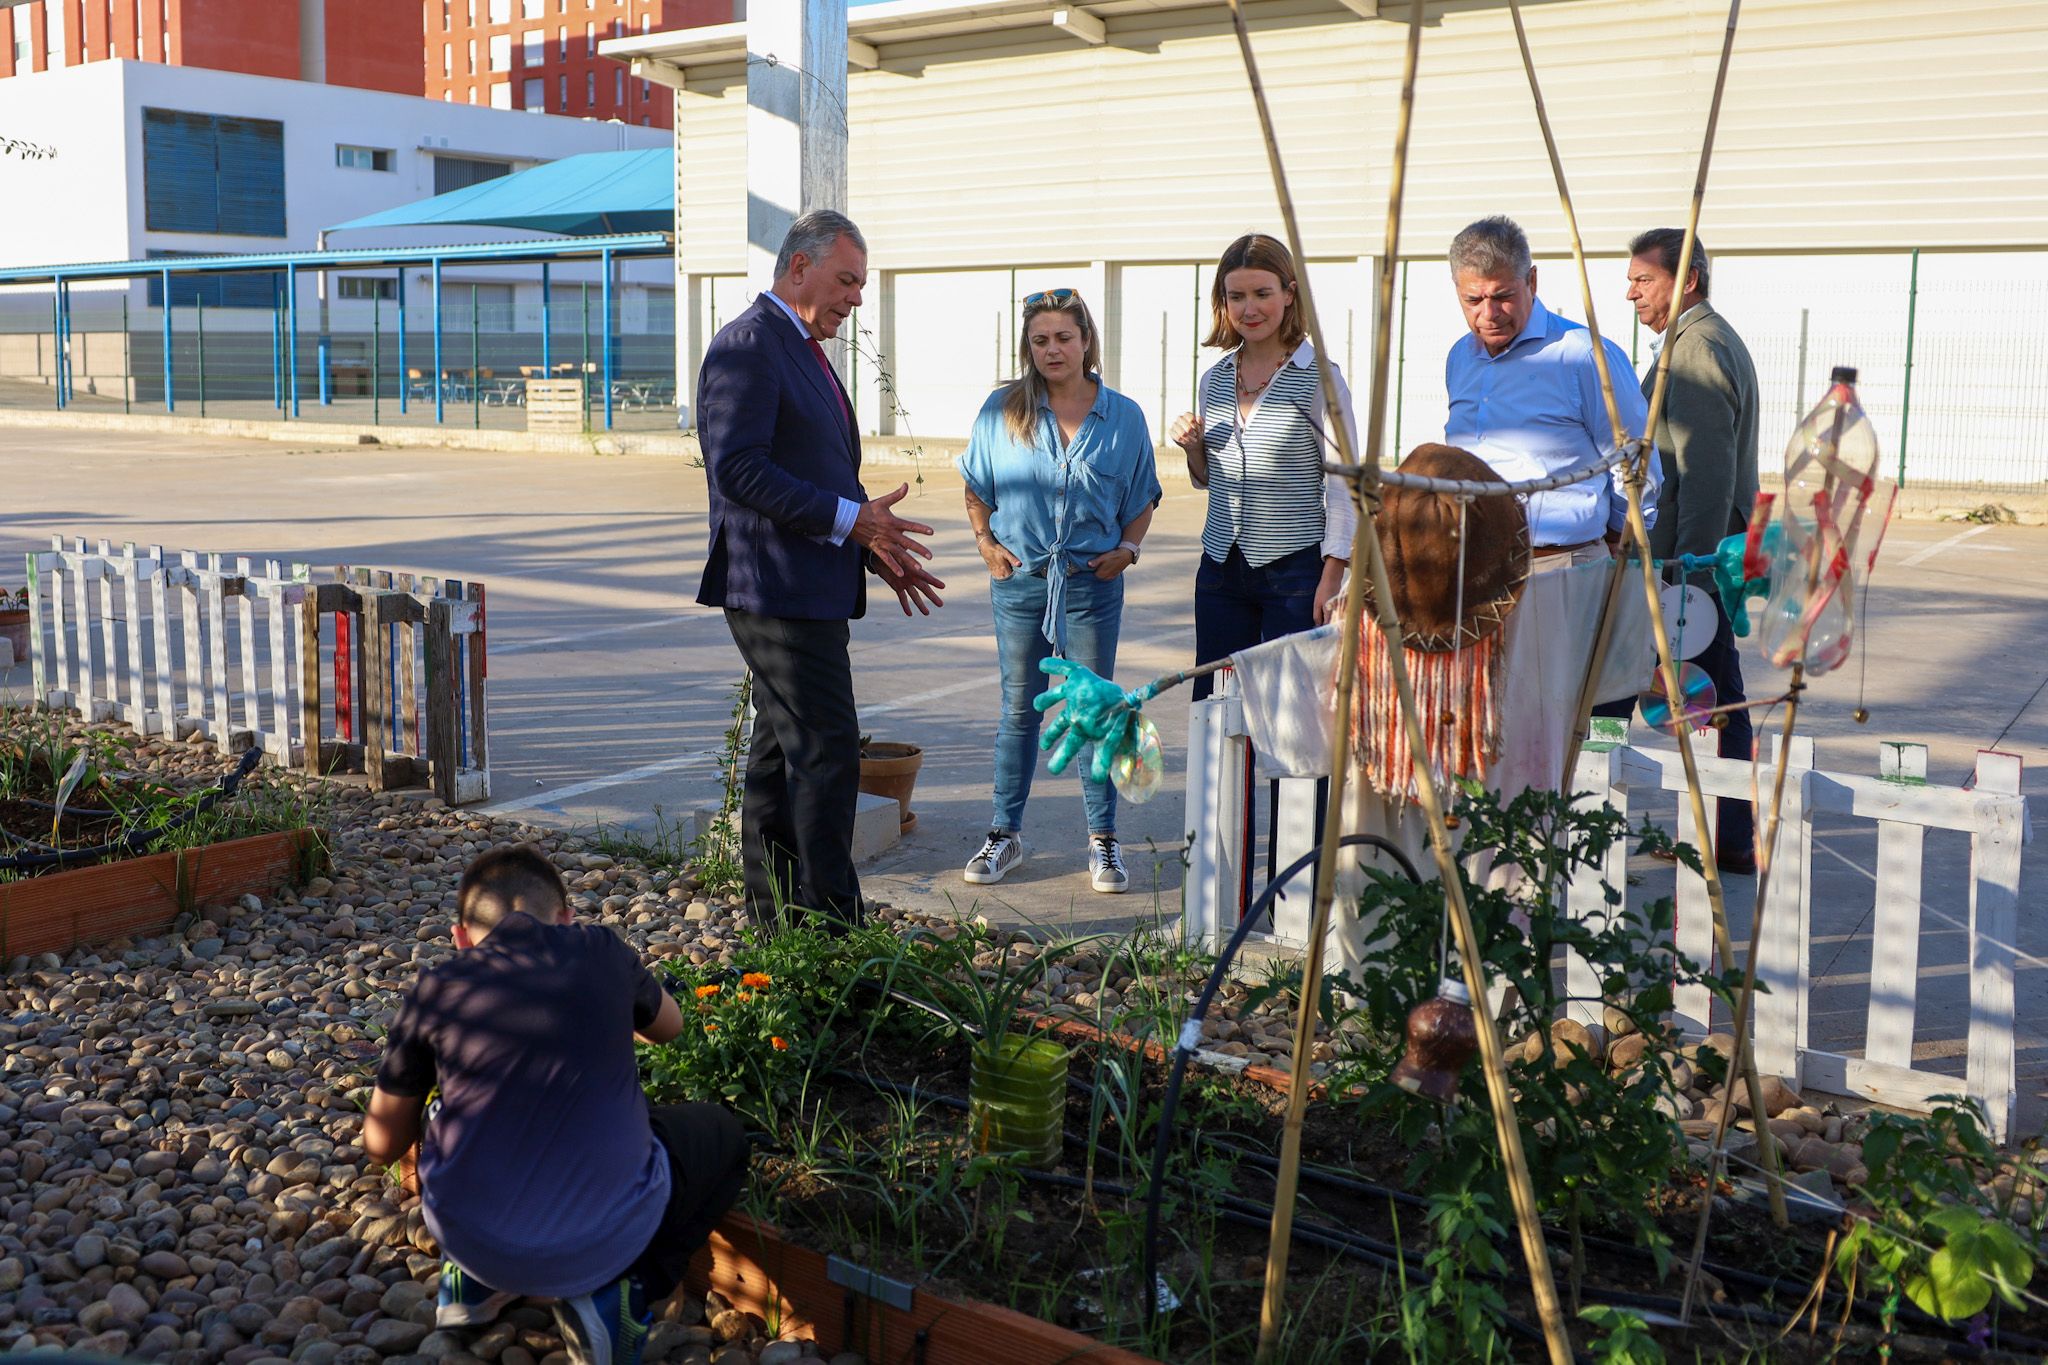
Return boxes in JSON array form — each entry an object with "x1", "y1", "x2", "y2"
[
  {"x1": 958, "y1": 379, "x2": 1162, "y2": 650},
  {"x1": 1444, "y1": 296, "x2": 1661, "y2": 545},
  {"x1": 761, "y1": 289, "x2": 861, "y2": 547}
]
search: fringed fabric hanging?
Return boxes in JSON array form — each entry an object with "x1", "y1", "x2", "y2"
[{"x1": 1351, "y1": 616, "x2": 1506, "y2": 803}]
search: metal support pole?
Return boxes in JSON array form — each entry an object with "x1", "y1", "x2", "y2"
[
  {"x1": 433, "y1": 257, "x2": 445, "y2": 424},
  {"x1": 540, "y1": 261, "x2": 552, "y2": 375},
  {"x1": 287, "y1": 263, "x2": 300, "y2": 418},
  {"x1": 49, "y1": 288, "x2": 61, "y2": 410},
  {"x1": 470, "y1": 282, "x2": 480, "y2": 431},
  {"x1": 397, "y1": 271, "x2": 409, "y2": 416},
  {"x1": 122, "y1": 294, "x2": 130, "y2": 415},
  {"x1": 372, "y1": 292, "x2": 382, "y2": 426},
  {"x1": 1392, "y1": 259, "x2": 1409, "y2": 449},
  {"x1": 1794, "y1": 306, "x2": 1809, "y2": 419},
  {"x1": 161, "y1": 268, "x2": 174, "y2": 413},
  {"x1": 1898, "y1": 246, "x2": 1919, "y2": 486},
  {"x1": 318, "y1": 319, "x2": 332, "y2": 406},
  {"x1": 601, "y1": 249, "x2": 615, "y2": 431},
  {"x1": 271, "y1": 287, "x2": 283, "y2": 410},
  {"x1": 196, "y1": 295, "x2": 205, "y2": 417},
  {"x1": 58, "y1": 281, "x2": 71, "y2": 407},
  {"x1": 581, "y1": 282, "x2": 590, "y2": 430}
]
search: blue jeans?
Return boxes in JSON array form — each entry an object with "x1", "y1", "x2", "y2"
[
  {"x1": 989, "y1": 569, "x2": 1124, "y2": 837},
  {"x1": 1192, "y1": 545, "x2": 1323, "y2": 701}
]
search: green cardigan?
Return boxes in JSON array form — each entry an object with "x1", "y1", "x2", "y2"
[{"x1": 1643, "y1": 301, "x2": 1760, "y2": 565}]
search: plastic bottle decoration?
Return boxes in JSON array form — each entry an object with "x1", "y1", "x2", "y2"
[
  {"x1": 1391, "y1": 977, "x2": 1479, "y2": 1104},
  {"x1": 1749, "y1": 367, "x2": 1897, "y2": 676},
  {"x1": 1034, "y1": 657, "x2": 1166, "y2": 803}
]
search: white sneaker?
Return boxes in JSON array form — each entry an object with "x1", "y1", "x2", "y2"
[
  {"x1": 964, "y1": 830, "x2": 1025, "y2": 884},
  {"x1": 1089, "y1": 835, "x2": 1128, "y2": 894}
]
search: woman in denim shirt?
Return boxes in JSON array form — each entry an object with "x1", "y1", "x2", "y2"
[{"x1": 958, "y1": 289, "x2": 1161, "y2": 894}]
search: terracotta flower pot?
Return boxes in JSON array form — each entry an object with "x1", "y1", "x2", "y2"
[
  {"x1": 858, "y1": 741, "x2": 923, "y2": 833},
  {"x1": 0, "y1": 609, "x2": 28, "y2": 660}
]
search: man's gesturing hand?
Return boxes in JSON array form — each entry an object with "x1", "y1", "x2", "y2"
[
  {"x1": 851, "y1": 483, "x2": 936, "y2": 577},
  {"x1": 878, "y1": 558, "x2": 945, "y2": 616}
]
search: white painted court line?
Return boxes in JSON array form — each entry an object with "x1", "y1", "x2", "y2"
[
  {"x1": 1897, "y1": 524, "x2": 1995, "y2": 569},
  {"x1": 492, "y1": 615, "x2": 691, "y2": 655},
  {"x1": 480, "y1": 753, "x2": 711, "y2": 816}
]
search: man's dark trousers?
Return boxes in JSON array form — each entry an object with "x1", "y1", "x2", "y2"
[{"x1": 724, "y1": 608, "x2": 861, "y2": 928}]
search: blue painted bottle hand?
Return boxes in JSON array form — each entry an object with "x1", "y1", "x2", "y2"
[{"x1": 1033, "y1": 657, "x2": 1133, "y2": 783}]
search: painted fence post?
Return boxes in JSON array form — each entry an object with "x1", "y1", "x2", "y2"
[{"x1": 1968, "y1": 749, "x2": 2024, "y2": 1143}]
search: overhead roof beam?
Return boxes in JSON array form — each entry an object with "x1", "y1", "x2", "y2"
[
  {"x1": 847, "y1": 37, "x2": 880, "y2": 69},
  {"x1": 630, "y1": 57, "x2": 689, "y2": 89},
  {"x1": 1051, "y1": 7, "x2": 1105, "y2": 45},
  {"x1": 1334, "y1": 0, "x2": 1378, "y2": 16}
]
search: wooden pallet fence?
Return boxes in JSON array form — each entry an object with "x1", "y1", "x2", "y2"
[
  {"x1": 1181, "y1": 687, "x2": 2032, "y2": 1143},
  {"x1": 525, "y1": 377, "x2": 585, "y2": 432},
  {"x1": 301, "y1": 567, "x2": 489, "y2": 806},
  {"x1": 26, "y1": 538, "x2": 310, "y2": 763}
]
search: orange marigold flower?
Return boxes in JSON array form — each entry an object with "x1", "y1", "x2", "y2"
[
  {"x1": 704, "y1": 1023, "x2": 719, "y2": 1033},
  {"x1": 695, "y1": 984, "x2": 722, "y2": 999},
  {"x1": 771, "y1": 1036, "x2": 790, "y2": 1051},
  {"x1": 741, "y1": 972, "x2": 774, "y2": 989}
]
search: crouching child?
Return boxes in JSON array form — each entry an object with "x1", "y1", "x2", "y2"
[{"x1": 361, "y1": 845, "x2": 748, "y2": 1365}]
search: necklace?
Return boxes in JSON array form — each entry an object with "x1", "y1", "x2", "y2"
[{"x1": 1237, "y1": 361, "x2": 1277, "y2": 399}]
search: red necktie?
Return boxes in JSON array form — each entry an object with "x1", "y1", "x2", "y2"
[{"x1": 806, "y1": 335, "x2": 854, "y2": 430}]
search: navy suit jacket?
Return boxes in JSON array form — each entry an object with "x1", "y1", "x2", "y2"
[{"x1": 695, "y1": 296, "x2": 868, "y2": 620}]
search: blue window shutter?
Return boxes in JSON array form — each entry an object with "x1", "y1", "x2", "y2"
[
  {"x1": 216, "y1": 116, "x2": 285, "y2": 237},
  {"x1": 142, "y1": 107, "x2": 219, "y2": 233}
]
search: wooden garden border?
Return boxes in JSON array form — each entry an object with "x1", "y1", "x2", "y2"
[
  {"x1": 688, "y1": 1213, "x2": 1159, "y2": 1365},
  {"x1": 0, "y1": 827, "x2": 314, "y2": 960}
]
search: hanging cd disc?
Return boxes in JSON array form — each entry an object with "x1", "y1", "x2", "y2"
[
  {"x1": 1637, "y1": 661, "x2": 1717, "y2": 735},
  {"x1": 1657, "y1": 583, "x2": 1720, "y2": 661}
]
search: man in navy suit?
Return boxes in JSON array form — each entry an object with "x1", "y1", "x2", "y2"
[{"x1": 696, "y1": 210, "x2": 944, "y2": 931}]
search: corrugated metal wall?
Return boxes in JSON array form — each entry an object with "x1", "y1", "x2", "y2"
[{"x1": 672, "y1": 0, "x2": 2048, "y2": 272}]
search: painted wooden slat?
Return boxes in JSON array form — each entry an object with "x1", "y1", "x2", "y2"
[
  {"x1": 1563, "y1": 747, "x2": 1622, "y2": 1031},
  {"x1": 1182, "y1": 695, "x2": 1246, "y2": 954},
  {"x1": 426, "y1": 597, "x2": 460, "y2": 805},
  {"x1": 206, "y1": 568, "x2": 233, "y2": 747},
  {"x1": 263, "y1": 564, "x2": 294, "y2": 764},
  {"x1": 1866, "y1": 811, "x2": 1926, "y2": 1070},
  {"x1": 26, "y1": 550, "x2": 48, "y2": 708},
  {"x1": 1800, "y1": 1051, "x2": 1969, "y2": 1115},
  {"x1": 363, "y1": 591, "x2": 390, "y2": 791},
  {"x1": 71, "y1": 538, "x2": 97, "y2": 721},
  {"x1": 1672, "y1": 780, "x2": 1715, "y2": 1036},
  {"x1": 1752, "y1": 735, "x2": 1813, "y2": 1081},
  {"x1": 463, "y1": 581, "x2": 488, "y2": 794},
  {"x1": 300, "y1": 588, "x2": 324, "y2": 776},
  {"x1": 234, "y1": 556, "x2": 259, "y2": 739},
  {"x1": 149, "y1": 544, "x2": 174, "y2": 735},
  {"x1": 446, "y1": 579, "x2": 469, "y2": 769},
  {"x1": 47, "y1": 539, "x2": 70, "y2": 709},
  {"x1": 1267, "y1": 776, "x2": 1322, "y2": 947},
  {"x1": 1967, "y1": 750, "x2": 2023, "y2": 1144},
  {"x1": 180, "y1": 552, "x2": 207, "y2": 737},
  {"x1": 119, "y1": 542, "x2": 153, "y2": 732},
  {"x1": 397, "y1": 574, "x2": 419, "y2": 757},
  {"x1": 95, "y1": 539, "x2": 120, "y2": 723},
  {"x1": 350, "y1": 567, "x2": 372, "y2": 747}
]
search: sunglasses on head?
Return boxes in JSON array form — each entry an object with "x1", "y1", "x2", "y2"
[{"x1": 1023, "y1": 288, "x2": 1080, "y2": 309}]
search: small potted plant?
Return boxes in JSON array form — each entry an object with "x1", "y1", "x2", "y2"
[
  {"x1": 857, "y1": 732, "x2": 923, "y2": 835},
  {"x1": 0, "y1": 586, "x2": 28, "y2": 661}
]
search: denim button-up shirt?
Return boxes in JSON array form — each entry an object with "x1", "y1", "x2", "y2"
[
  {"x1": 959, "y1": 379, "x2": 1162, "y2": 575},
  {"x1": 1444, "y1": 296, "x2": 1661, "y2": 545}
]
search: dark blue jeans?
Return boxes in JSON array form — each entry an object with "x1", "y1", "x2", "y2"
[{"x1": 1192, "y1": 545, "x2": 1323, "y2": 701}]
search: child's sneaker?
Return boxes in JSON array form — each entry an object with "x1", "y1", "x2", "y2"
[
  {"x1": 435, "y1": 1260, "x2": 517, "y2": 1328},
  {"x1": 1089, "y1": 835, "x2": 1128, "y2": 894},
  {"x1": 553, "y1": 1275, "x2": 650, "y2": 1365}
]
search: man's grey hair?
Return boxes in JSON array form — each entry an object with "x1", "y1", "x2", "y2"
[
  {"x1": 774, "y1": 209, "x2": 866, "y2": 280},
  {"x1": 1449, "y1": 216, "x2": 1533, "y2": 280},
  {"x1": 1628, "y1": 227, "x2": 1711, "y2": 299}
]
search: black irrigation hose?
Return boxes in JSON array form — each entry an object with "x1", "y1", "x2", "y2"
[
  {"x1": 0, "y1": 746, "x2": 264, "y2": 871},
  {"x1": 1142, "y1": 832, "x2": 1422, "y2": 1331}
]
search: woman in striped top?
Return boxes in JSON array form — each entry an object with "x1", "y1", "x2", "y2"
[{"x1": 1169, "y1": 233, "x2": 1358, "y2": 699}]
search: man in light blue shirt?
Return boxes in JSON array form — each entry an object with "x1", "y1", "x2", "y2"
[{"x1": 1443, "y1": 216, "x2": 1660, "y2": 561}]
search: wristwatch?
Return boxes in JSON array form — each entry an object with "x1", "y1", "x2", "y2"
[{"x1": 1118, "y1": 540, "x2": 1142, "y2": 563}]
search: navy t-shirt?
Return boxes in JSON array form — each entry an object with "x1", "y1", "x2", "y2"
[{"x1": 375, "y1": 913, "x2": 670, "y2": 1296}]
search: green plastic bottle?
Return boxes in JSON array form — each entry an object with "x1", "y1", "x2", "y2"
[{"x1": 968, "y1": 1034, "x2": 1067, "y2": 1166}]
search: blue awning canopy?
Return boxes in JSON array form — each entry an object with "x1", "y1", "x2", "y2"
[{"x1": 327, "y1": 148, "x2": 674, "y2": 237}]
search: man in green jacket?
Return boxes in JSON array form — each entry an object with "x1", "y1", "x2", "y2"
[{"x1": 1625, "y1": 229, "x2": 1758, "y2": 874}]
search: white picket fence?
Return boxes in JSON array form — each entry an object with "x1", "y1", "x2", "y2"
[
  {"x1": 27, "y1": 538, "x2": 312, "y2": 763},
  {"x1": 22, "y1": 537, "x2": 492, "y2": 806},
  {"x1": 1182, "y1": 688, "x2": 2032, "y2": 1143}
]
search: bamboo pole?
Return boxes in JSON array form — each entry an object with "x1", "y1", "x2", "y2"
[
  {"x1": 1224, "y1": 5, "x2": 1572, "y2": 1362},
  {"x1": 1505, "y1": 0, "x2": 1789, "y2": 1230}
]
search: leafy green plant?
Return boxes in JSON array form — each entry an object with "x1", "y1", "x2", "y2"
[
  {"x1": 1581, "y1": 1304, "x2": 1666, "y2": 1364},
  {"x1": 688, "y1": 673, "x2": 752, "y2": 899}
]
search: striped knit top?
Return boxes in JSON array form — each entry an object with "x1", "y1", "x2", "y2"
[{"x1": 1196, "y1": 340, "x2": 1359, "y2": 567}]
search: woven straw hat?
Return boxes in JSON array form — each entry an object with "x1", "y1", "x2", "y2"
[{"x1": 1365, "y1": 444, "x2": 1531, "y2": 652}]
